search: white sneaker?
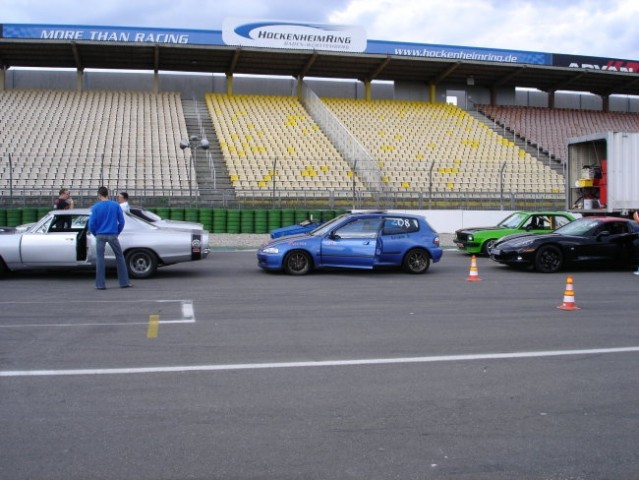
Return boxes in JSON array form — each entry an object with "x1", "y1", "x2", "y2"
[{"x1": 634, "y1": 270, "x2": 639, "y2": 276}]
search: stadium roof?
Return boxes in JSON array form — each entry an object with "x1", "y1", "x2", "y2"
[{"x1": 2, "y1": 38, "x2": 639, "y2": 97}]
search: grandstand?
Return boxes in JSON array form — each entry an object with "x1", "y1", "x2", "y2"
[
  {"x1": 2, "y1": 22, "x2": 639, "y2": 210},
  {"x1": 3, "y1": 87, "x2": 639, "y2": 209}
]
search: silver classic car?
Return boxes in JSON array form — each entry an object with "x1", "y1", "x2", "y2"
[{"x1": 0, "y1": 208, "x2": 210, "y2": 278}]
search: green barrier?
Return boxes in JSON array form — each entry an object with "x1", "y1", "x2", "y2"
[
  {"x1": 294, "y1": 209, "x2": 309, "y2": 224},
  {"x1": 281, "y1": 209, "x2": 295, "y2": 227},
  {"x1": 309, "y1": 210, "x2": 322, "y2": 222},
  {"x1": 6, "y1": 209, "x2": 22, "y2": 227},
  {"x1": 226, "y1": 209, "x2": 240, "y2": 234},
  {"x1": 213, "y1": 209, "x2": 227, "y2": 233},
  {"x1": 321, "y1": 210, "x2": 335, "y2": 222},
  {"x1": 155, "y1": 207, "x2": 170, "y2": 219},
  {"x1": 37, "y1": 207, "x2": 51, "y2": 219},
  {"x1": 199, "y1": 208, "x2": 214, "y2": 231},
  {"x1": 254, "y1": 209, "x2": 268, "y2": 234},
  {"x1": 21, "y1": 207, "x2": 39, "y2": 224},
  {"x1": 240, "y1": 209, "x2": 255, "y2": 233},
  {"x1": 184, "y1": 208, "x2": 199, "y2": 223},
  {"x1": 170, "y1": 207, "x2": 185, "y2": 221},
  {"x1": 0, "y1": 209, "x2": 7, "y2": 226},
  {"x1": 267, "y1": 209, "x2": 281, "y2": 231}
]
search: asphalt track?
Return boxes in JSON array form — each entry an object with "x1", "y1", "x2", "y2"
[{"x1": 1, "y1": 248, "x2": 639, "y2": 480}]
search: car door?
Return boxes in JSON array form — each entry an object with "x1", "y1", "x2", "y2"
[
  {"x1": 319, "y1": 217, "x2": 382, "y2": 268},
  {"x1": 20, "y1": 214, "x2": 86, "y2": 266},
  {"x1": 376, "y1": 216, "x2": 421, "y2": 264},
  {"x1": 579, "y1": 221, "x2": 631, "y2": 263}
]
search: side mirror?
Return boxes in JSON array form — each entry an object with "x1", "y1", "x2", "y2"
[{"x1": 596, "y1": 231, "x2": 610, "y2": 241}]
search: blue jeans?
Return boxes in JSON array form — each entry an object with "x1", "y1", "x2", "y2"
[{"x1": 95, "y1": 234, "x2": 130, "y2": 288}]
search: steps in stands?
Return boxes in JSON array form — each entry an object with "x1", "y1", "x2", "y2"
[{"x1": 181, "y1": 98, "x2": 236, "y2": 206}]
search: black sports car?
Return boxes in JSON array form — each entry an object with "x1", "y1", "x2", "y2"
[{"x1": 489, "y1": 217, "x2": 639, "y2": 273}]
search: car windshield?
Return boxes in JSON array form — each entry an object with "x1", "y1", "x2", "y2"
[
  {"x1": 498, "y1": 212, "x2": 527, "y2": 229},
  {"x1": 553, "y1": 218, "x2": 600, "y2": 236},
  {"x1": 310, "y1": 214, "x2": 349, "y2": 237}
]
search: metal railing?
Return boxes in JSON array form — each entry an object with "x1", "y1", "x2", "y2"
[
  {"x1": 1, "y1": 152, "x2": 565, "y2": 211},
  {"x1": 0, "y1": 186, "x2": 565, "y2": 212}
]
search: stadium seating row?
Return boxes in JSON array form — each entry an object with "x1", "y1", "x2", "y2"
[
  {"x1": 205, "y1": 94, "x2": 566, "y2": 195},
  {"x1": 205, "y1": 93, "x2": 366, "y2": 196},
  {"x1": 0, "y1": 90, "x2": 193, "y2": 194},
  {"x1": 321, "y1": 98, "x2": 564, "y2": 193},
  {"x1": 478, "y1": 105, "x2": 639, "y2": 161}
]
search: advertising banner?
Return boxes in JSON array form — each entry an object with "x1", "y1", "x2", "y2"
[
  {"x1": 222, "y1": 18, "x2": 367, "y2": 53},
  {"x1": 554, "y1": 53, "x2": 639, "y2": 74},
  {"x1": 2, "y1": 24, "x2": 223, "y2": 45},
  {"x1": 368, "y1": 39, "x2": 551, "y2": 65}
]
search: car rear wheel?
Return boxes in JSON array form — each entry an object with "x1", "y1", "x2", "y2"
[
  {"x1": 403, "y1": 249, "x2": 431, "y2": 274},
  {"x1": 283, "y1": 250, "x2": 312, "y2": 275},
  {"x1": 534, "y1": 245, "x2": 563, "y2": 273},
  {"x1": 126, "y1": 249, "x2": 158, "y2": 279}
]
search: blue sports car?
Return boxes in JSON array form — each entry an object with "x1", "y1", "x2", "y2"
[
  {"x1": 270, "y1": 219, "x2": 324, "y2": 239},
  {"x1": 257, "y1": 211, "x2": 443, "y2": 275}
]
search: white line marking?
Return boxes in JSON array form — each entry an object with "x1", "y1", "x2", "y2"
[
  {"x1": 182, "y1": 301, "x2": 195, "y2": 321},
  {"x1": 2, "y1": 346, "x2": 638, "y2": 377},
  {"x1": 0, "y1": 299, "x2": 190, "y2": 304},
  {"x1": 0, "y1": 300, "x2": 195, "y2": 328},
  {"x1": 0, "y1": 319, "x2": 195, "y2": 328}
]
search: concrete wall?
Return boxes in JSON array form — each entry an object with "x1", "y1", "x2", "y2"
[
  {"x1": 379, "y1": 209, "x2": 580, "y2": 234},
  {"x1": 382, "y1": 209, "x2": 513, "y2": 233}
]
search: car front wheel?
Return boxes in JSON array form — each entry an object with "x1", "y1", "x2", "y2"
[
  {"x1": 534, "y1": 245, "x2": 563, "y2": 273},
  {"x1": 283, "y1": 250, "x2": 312, "y2": 275},
  {"x1": 403, "y1": 249, "x2": 431, "y2": 274},
  {"x1": 483, "y1": 239, "x2": 497, "y2": 255},
  {"x1": 126, "y1": 249, "x2": 158, "y2": 279}
]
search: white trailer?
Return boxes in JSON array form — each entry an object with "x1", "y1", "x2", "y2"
[{"x1": 566, "y1": 132, "x2": 639, "y2": 216}]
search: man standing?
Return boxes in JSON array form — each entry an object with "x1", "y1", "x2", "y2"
[
  {"x1": 88, "y1": 186, "x2": 132, "y2": 290},
  {"x1": 117, "y1": 191, "x2": 130, "y2": 213},
  {"x1": 53, "y1": 188, "x2": 74, "y2": 229},
  {"x1": 54, "y1": 188, "x2": 74, "y2": 210}
]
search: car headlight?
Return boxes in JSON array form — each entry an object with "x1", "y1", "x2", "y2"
[
  {"x1": 467, "y1": 234, "x2": 473, "y2": 241},
  {"x1": 262, "y1": 247, "x2": 279, "y2": 254}
]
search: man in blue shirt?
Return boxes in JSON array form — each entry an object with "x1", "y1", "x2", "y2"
[{"x1": 88, "y1": 186, "x2": 132, "y2": 289}]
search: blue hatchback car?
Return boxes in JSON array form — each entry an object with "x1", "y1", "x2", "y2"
[{"x1": 257, "y1": 211, "x2": 443, "y2": 275}]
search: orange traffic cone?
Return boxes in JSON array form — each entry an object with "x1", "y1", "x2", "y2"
[
  {"x1": 557, "y1": 276, "x2": 580, "y2": 310},
  {"x1": 466, "y1": 255, "x2": 482, "y2": 281}
]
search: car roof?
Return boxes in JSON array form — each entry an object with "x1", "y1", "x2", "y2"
[
  {"x1": 349, "y1": 211, "x2": 420, "y2": 218},
  {"x1": 512, "y1": 211, "x2": 574, "y2": 215},
  {"x1": 49, "y1": 208, "x2": 91, "y2": 214},
  {"x1": 578, "y1": 216, "x2": 632, "y2": 222}
]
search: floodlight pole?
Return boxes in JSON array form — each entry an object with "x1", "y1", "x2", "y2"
[
  {"x1": 8, "y1": 153, "x2": 13, "y2": 200},
  {"x1": 271, "y1": 157, "x2": 278, "y2": 208},
  {"x1": 180, "y1": 136, "x2": 210, "y2": 198},
  {"x1": 352, "y1": 160, "x2": 358, "y2": 211}
]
